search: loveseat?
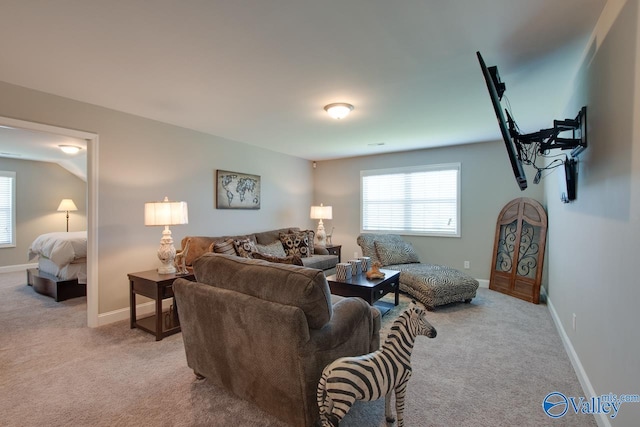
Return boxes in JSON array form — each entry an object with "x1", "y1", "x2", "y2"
[
  {"x1": 173, "y1": 253, "x2": 381, "y2": 427},
  {"x1": 179, "y1": 227, "x2": 338, "y2": 271},
  {"x1": 357, "y1": 233, "x2": 479, "y2": 310}
]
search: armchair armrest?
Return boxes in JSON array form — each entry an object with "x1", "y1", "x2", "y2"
[
  {"x1": 302, "y1": 297, "x2": 379, "y2": 355},
  {"x1": 314, "y1": 246, "x2": 329, "y2": 255}
]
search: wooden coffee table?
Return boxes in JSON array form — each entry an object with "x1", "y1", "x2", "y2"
[{"x1": 326, "y1": 269, "x2": 400, "y2": 316}]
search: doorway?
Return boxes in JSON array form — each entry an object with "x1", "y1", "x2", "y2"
[{"x1": 0, "y1": 116, "x2": 98, "y2": 327}]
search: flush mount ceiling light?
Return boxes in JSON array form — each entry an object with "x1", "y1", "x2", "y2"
[
  {"x1": 58, "y1": 145, "x2": 82, "y2": 154},
  {"x1": 324, "y1": 103, "x2": 354, "y2": 120}
]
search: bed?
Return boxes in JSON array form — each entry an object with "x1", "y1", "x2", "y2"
[{"x1": 27, "y1": 231, "x2": 87, "y2": 301}]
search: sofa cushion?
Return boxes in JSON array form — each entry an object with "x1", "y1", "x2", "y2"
[
  {"x1": 301, "y1": 254, "x2": 339, "y2": 271},
  {"x1": 253, "y1": 227, "x2": 299, "y2": 245},
  {"x1": 255, "y1": 241, "x2": 287, "y2": 257},
  {"x1": 251, "y1": 251, "x2": 304, "y2": 266},
  {"x1": 375, "y1": 240, "x2": 420, "y2": 266},
  {"x1": 193, "y1": 253, "x2": 332, "y2": 329},
  {"x1": 279, "y1": 231, "x2": 312, "y2": 258}
]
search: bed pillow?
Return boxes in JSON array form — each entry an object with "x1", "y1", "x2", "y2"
[
  {"x1": 374, "y1": 240, "x2": 420, "y2": 266},
  {"x1": 254, "y1": 241, "x2": 287, "y2": 258},
  {"x1": 233, "y1": 238, "x2": 258, "y2": 258},
  {"x1": 279, "y1": 231, "x2": 311, "y2": 258}
]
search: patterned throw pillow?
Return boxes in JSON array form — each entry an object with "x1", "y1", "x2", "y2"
[
  {"x1": 251, "y1": 251, "x2": 304, "y2": 266},
  {"x1": 301, "y1": 229, "x2": 315, "y2": 254},
  {"x1": 279, "y1": 232, "x2": 311, "y2": 258},
  {"x1": 374, "y1": 240, "x2": 420, "y2": 266},
  {"x1": 233, "y1": 238, "x2": 258, "y2": 258},
  {"x1": 254, "y1": 241, "x2": 287, "y2": 258},
  {"x1": 211, "y1": 238, "x2": 237, "y2": 256}
]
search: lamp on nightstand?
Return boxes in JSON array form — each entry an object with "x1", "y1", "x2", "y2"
[
  {"x1": 310, "y1": 203, "x2": 332, "y2": 246},
  {"x1": 144, "y1": 196, "x2": 189, "y2": 274},
  {"x1": 57, "y1": 199, "x2": 78, "y2": 232}
]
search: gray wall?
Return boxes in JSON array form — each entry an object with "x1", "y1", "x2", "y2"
[
  {"x1": 546, "y1": 0, "x2": 640, "y2": 425},
  {"x1": 0, "y1": 81, "x2": 314, "y2": 314},
  {"x1": 0, "y1": 158, "x2": 87, "y2": 267},
  {"x1": 313, "y1": 140, "x2": 544, "y2": 281}
]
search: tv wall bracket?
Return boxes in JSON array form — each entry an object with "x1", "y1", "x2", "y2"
[{"x1": 508, "y1": 106, "x2": 587, "y2": 158}]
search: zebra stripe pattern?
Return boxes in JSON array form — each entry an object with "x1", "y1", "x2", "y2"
[{"x1": 317, "y1": 303, "x2": 437, "y2": 427}]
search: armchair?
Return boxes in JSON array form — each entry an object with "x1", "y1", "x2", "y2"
[{"x1": 173, "y1": 253, "x2": 380, "y2": 426}]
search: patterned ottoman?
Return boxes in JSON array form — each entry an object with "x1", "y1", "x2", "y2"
[{"x1": 357, "y1": 234, "x2": 479, "y2": 310}]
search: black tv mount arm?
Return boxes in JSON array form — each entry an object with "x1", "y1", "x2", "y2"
[{"x1": 508, "y1": 106, "x2": 587, "y2": 158}]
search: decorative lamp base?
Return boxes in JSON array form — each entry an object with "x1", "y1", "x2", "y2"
[
  {"x1": 316, "y1": 219, "x2": 327, "y2": 246},
  {"x1": 156, "y1": 226, "x2": 177, "y2": 274}
]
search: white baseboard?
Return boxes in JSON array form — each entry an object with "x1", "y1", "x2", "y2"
[
  {"x1": 97, "y1": 299, "x2": 174, "y2": 326},
  {"x1": 547, "y1": 297, "x2": 609, "y2": 427},
  {"x1": 0, "y1": 263, "x2": 38, "y2": 273},
  {"x1": 477, "y1": 278, "x2": 489, "y2": 288}
]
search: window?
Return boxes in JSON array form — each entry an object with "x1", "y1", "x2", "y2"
[
  {"x1": 0, "y1": 171, "x2": 16, "y2": 247},
  {"x1": 361, "y1": 163, "x2": 460, "y2": 237}
]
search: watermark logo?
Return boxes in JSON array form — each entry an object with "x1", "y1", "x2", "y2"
[
  {"x1": 542, "y1": 392, "x2": 569, "y2": 418},
  {"x1": 543, "y1": 392, "x2": 640, "y2": 419}
]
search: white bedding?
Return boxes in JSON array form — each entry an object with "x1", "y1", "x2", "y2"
[
  {"x1": 28, "y1": 231, "x2": 88, "y2": 267},
  {"x1": 37, "y1": 256, "x2": 87, "y2": 284}
]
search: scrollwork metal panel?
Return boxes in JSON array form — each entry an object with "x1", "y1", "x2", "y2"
[
  {"x1": 517, "y1": 221, "x2": 540, "y2": 279},
  {"x1": 495, "y1": 220, "x2": 518, "y2": 273}
]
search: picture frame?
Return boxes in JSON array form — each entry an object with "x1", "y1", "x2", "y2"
[{"x1": 216, "y1": 169, "x2": 261, "y2": 209}]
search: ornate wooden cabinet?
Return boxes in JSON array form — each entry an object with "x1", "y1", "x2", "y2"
[{"x1": 490, "y1": 198, "x2": 547, "y2": 304}]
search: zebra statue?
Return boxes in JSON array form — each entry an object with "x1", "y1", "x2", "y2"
[{"x1": 317, "y1": 303, "x2": 437, "y2": 426}]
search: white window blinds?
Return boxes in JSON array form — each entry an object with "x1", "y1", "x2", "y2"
[
  {"x1": 0, "y1": 171, "x2": 16, "y2": 247},
  {"x1": 361, "y1": 163, "x2": 460, "y2": 237}
]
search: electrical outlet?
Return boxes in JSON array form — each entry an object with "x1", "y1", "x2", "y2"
[
  {"x1": 464, "y1": 261, "x2": 470, "y2": 269},
  {"x1": 572, "y1": 313, "x2": 576, "y2": 331}
]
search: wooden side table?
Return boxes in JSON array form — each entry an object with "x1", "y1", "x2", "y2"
[
  {"x1": 324, "y1": 244, "x2": 342, "y2": 262},
  {"x1": 128, "y1": 270, "x2": 195, "y2": 341}
]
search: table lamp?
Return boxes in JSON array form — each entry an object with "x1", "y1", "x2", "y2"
[
  {"x1": 57, "y1": 199, "x2": 78, "y2": 232},
  {"x1": 144, "y1": 197, "x2": 189, "y2": 274},
  {"x1": 310, "y1": 203, "x2": 332, "y2": 246}
]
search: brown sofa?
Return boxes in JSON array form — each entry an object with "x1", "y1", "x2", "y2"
[
  {"x1": 173, "y1": 253, "x2": 381, "y2": 427},
  {"x1": 179, "y1": 227, "x2": 338, "y2": 271}
]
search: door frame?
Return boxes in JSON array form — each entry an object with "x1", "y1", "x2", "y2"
[{"x1": 0, "y1": 115, "x2": 99, "y2": 327}]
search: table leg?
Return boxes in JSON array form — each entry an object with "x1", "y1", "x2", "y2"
[
  {"x1": 155, "y1": 291, "x2": 163, "y2": 341},
  {"x1": 130, "y1": 280, "x2": 136, "y2": 329},
  {"x1": 394, "y1": 279, "x2": 400, "y2": 306}
]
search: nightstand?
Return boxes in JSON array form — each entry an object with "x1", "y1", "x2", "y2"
[
  {"x1": 324, "y1": 244, "x2": 342, "y2": 263},
  {"x1": 128, "y1": 270, "x2": 195, "y2": 341}
]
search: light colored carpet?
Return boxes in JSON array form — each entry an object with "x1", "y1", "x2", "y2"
[{"x1": 0, "y1": 271, "x2": 595, "y2": 426}]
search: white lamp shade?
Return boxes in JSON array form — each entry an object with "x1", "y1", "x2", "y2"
[
  {"x1": 57, "y1": 199, "x2": 78, "y2": 212},
  {"x1": 310, "y1": 205, "x2": 333, "y2": 220},
  {"x1": 144, "y1": 197, "x2": 189, "y2": 226}
]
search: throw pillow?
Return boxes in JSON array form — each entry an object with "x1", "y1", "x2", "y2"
[
  {"x1": 301, "y1": 229, "x2": 315, "y2": 254},
  {"x1": 374, "y1": 240, "x2": 420, "y2": 266},
  {"x1": 211, "y1": 238, "x2": 237, "y2": 256},
  {"x1": 233, "y1": 238, "x2": 257, "y2": 258},
  {"x1": 279, "y1": 231, "x2": 311, "y2": 258},
  {"x1": 254, "y1": 241, "x2": 287, "y2": 258},
  {"x1": 250, "y1": 251, "x2": 304, "y2": 266}
]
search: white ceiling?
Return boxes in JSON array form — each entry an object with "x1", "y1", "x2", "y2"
[{"x1": 0, "y1": 0, "x2": 606, "y2": 163}]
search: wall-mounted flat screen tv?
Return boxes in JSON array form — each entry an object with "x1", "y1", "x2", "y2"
[{"x1": 477, "y1": 51, "x2": 527, "y2": 191}]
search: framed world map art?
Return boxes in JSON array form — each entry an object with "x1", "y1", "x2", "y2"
[{"x1": 216, "y1": 170, "x2": 261, "y2": 209}]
